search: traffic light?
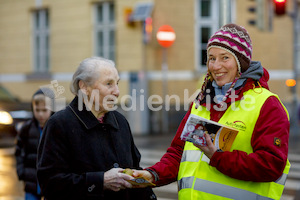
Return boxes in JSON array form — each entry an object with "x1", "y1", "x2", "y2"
[
  {"x1": 143, "y1": 17, "x2": 152, "y2": 44},
  {"x1": 286, "y1": 78, "x2": 296, "y2": 93},
  {"x1": 247, "y1": 6, "x2": 256, "y2": 25},
  {"x1": 274, "y1": 0, "x2": 286, "y2": 16},
  {"x1": 286, "y1": 79, "x2": 296, "y2": 87},
  {"x1": 145, "y1": 17, "x2": 152, "y2": 35},
  {"x1": 246, "y1": 0, "x2": 265, "y2": 30}
]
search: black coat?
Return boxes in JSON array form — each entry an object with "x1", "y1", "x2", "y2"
[
  {"x1": 15, "y1": 119, "x2": 42, "y2": 196},
  {"x1": 37, "y1": 97, "x2": 156, "y2": 200}
]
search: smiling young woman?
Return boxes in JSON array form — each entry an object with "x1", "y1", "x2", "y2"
[{"x1": 133, "y1": 23, "x2": 290, "y2": 200}]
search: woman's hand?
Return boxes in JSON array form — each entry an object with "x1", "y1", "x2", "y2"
[
  {"x1": 194, "y1": 133, "x2": 218, "y2": 159},
  {"x1": 132, "y1": 170, "x2": 153, "y2": 182},
  {"x1": 126, "y1": 170, "x2": 154, "y2": 188}
]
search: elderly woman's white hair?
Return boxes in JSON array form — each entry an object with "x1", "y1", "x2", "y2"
[{"x1": 70, "y1": 57, "x2": 115, "y2": 95}]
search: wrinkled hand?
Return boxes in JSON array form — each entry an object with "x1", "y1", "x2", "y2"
[
  {"x1": 103, "y1": 168, "x2": 133, "y2": 191},
  {"x1": 194, "y1": 133, "x2": 217, "y2": 159}
]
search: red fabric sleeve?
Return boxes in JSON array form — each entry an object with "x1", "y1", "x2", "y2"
[
  {"x1": 210, "y1": 96, "x2": 290, "y2": 182},
  {"x1": 145, "y1": 105, "x2": 192, "y2": 186}
]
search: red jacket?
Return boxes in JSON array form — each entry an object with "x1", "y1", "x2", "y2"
[{"x1": 147, "y1": 68, "x2": 290, "y2": 186}]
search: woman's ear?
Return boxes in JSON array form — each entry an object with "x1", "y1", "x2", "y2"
[{"x1": 79, "y1": 80, "x2": 88, "y2": 95}]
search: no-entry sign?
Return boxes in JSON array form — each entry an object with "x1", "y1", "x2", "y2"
[{"x1": 156, "y1": 25, "x2": 176, "y2": 48}]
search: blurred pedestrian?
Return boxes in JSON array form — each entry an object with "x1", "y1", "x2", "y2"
[
  {"x1": 15, "y1": 88, "x2": 54, "y2": 200},
  {"x1": 37, "y1": 57, "x2": 156, "y2": 200},
  {"x1": 133, "y1": 24, "x2": 290, "y2": 200}
]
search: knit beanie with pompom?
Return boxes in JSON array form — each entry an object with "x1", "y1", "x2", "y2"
[{"x1": 207, "y1": 23, "x2": 252, "y2": 73}]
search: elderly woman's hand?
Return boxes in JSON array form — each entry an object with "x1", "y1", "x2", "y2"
[
  {"x1": 103, "y1": 168, "x2": 133, "y2": 191},
  {"x1": 194, "y1": 133, "x2": 218, "y2": 159}
]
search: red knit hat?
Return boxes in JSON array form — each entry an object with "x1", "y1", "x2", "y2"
[{"x1": 207, "y1": 24, "x2": 252, "y2": 73}]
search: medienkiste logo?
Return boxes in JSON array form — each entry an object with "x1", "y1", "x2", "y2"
[
  {"x1": 225, "y1": 121, "x2": 246, "y2": 131},
  {"x1": 40, "y1": 80, "x2": 67, "y2": 112}
]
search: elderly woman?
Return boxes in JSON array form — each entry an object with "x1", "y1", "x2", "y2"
[
  {"x1": 37, "y1": 57, "x2": 156, "y2": 200},
  {"x1": 133, "y1": 24, "x2": 290, "y2": 200}
]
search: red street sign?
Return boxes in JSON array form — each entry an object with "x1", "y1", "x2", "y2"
[{"x1": 156, "y1": 25, "x2": 176, "y2": 48}]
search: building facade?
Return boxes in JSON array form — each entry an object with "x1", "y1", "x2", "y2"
[{"x1": 0, "y1": 0, "x2": 298, "y2": 134}]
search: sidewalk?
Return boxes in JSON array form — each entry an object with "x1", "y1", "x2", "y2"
[{"x1": 134, "y1": 133, "x2": 174, "y2": 151}]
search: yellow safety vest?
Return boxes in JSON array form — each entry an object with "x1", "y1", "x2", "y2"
[{"x1": 178, "y1": 88, "x2": 290, "y2": 200}]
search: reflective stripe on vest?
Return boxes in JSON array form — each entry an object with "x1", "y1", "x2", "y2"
[
  {"x1": 193, "y1": 178, "x2": 273, "y2": 200},
  {"x1": 178, "y1": 88, "x2": 290, "y2": 200},
  {"x1": 181, "y1": 150, "x2": 202, "y2": 162}
]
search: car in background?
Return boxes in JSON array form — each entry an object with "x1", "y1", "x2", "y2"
[{"x1": 0, "y1": 85, "x2": 32, "y2": 138}]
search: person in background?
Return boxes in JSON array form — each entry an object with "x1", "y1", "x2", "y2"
[
  {"x1": 37, "y1": 57, "x2": 156, "y2": 200},
  {"x1": 15, "y1": 88, "x2": 54, "y2": 200},
  {"x1": 133, "y1": 23, "x2": 290, "y2": 200}
]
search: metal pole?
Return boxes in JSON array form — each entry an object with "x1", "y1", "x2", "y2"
[
  {"x1": 140, "y1": 23, "x2": 150, "y2": 135},
  {"x1": 292, "y1": 0, "x2": 299, "y2": 132},
  {"x1": 129, "y1": 21, "x2": 150, "y2": 135},
  {"x1": 220, "y1": 0, "x2": 231, "y2": 26},
  {"x1": 162, "y1": 48, "x2": 169, "y2": 134},
  {"x1": 268, "y1": 0, "x2": 274, "y2": 31},
  {"x1": 256, "y1": 0, "x2": 265, "y2": 30}
]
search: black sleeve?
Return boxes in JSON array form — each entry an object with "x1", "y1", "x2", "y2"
[
  {"x1": 37, "y1": 116, "x2": 105, "y2": 199},
  {"x1": 14, "y1": 121, "x2": 30, "y2": 180},
  {"x1": 128, "y1": 120, "x2": 142, "y2": 170}
]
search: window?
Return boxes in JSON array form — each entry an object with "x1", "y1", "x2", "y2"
[
  {"x1": 33, "y1": 9, "x2": 50, "y2": 72},
  {"x1": 94, "y1": 2, "x2": 115, "y2": 61},
  {"x1": 195, "y1": 0, "x2": 219, "y2": 70},
  {"x1": 195, "y1": 0, "x2": 236, "y2": 70}
]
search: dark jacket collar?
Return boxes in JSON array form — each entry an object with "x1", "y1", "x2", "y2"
[{"x1": 68, "y1": 96, "x2": 119, "y2": 130}]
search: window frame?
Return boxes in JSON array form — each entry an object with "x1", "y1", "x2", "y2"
[
  {"x1": 195, "y1": 0, "x2": 235, "y2": 71},
  {"x1": 32, "y1": 9, "x2": 50, "y2": 73},
  {"x1": 93, "y1": 2, "x2": 116, "y2": 61}
]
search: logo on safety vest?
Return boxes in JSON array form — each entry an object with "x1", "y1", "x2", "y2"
[{"x1": 225, "y1": 121, "x2": 246, "y2": 131}]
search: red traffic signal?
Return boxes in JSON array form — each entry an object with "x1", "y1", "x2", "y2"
[{"x1": 274, "y1": 0, "x2": 286, "y2": 15}]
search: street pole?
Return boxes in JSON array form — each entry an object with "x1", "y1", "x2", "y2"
[
  {"x1": 128, "y1": 21, "x2": 150, "y2": 135},
  {"x1": 292, "y1": 0, "x2": 299, "y2": 132},
  {"x1": 256, "y1": 0, "x2": 265, "y2": 30},
  {"x1": 156, "y1": 25, "x2": 175, "y2": 134},
  {"x1": 162, "y1": 48, "x2": 169, "y2": 134},
  {"x1": 220, "y1": 0, "x2": 231, "y2": 26},
  {"x1": 140, "y1": 21, "x2": 150, "y2": 135}
]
